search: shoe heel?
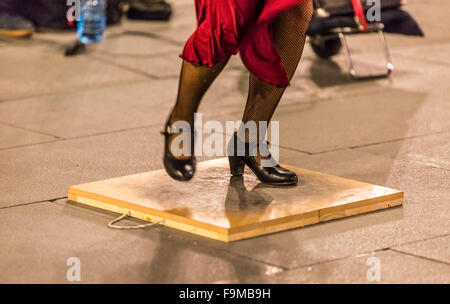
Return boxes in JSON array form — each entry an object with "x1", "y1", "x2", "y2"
[{"x1": 228, "y1": 156, "x2": 245, "y2": 176}]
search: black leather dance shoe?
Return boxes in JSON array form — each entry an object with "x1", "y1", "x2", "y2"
[
  {"x1": 161, "y1": 118, "x2": 196, "y2": 181},
  {"x1": 227, "y1": 132, "x2": 298, "y2": 186}
]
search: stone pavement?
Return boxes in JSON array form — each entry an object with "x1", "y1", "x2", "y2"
[{"x1": 0, "y1": 0, "x2": 449, "y2": 283}]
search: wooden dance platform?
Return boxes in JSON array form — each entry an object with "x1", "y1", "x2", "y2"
[{"x1": 68, "y1": 158, "x2": 403, "y2": 242}]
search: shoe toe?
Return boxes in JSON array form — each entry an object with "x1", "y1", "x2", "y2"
[
  {"x1": 290, "y1": 173, "x2": 298, "y2": 185},
  {"x1": 182, "y1": 163, "x2": 195, "y2": 179}
]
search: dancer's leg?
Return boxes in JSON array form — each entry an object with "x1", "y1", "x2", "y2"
[
  {"x1": 168, "y1": 58, "x2": 229, "y2": 158},
  {"x1": 171, "y1": 58, "x2": 229, "y2": 126},
  {"x1": 241, "y1": 0, "x2": 313, "y2": 144}
]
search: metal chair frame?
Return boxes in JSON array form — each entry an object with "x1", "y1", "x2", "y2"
[{"x1": 311, "y1": 0, "x2": 397, "y2": 79}]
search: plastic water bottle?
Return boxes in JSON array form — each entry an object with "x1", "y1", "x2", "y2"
[{"x1": 77, "y1": 0, "x2": 107, "y2": 44}]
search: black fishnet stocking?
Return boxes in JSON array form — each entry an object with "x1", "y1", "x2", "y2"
[
  {"x1": 168, "y1": 59, "x2": 229, "y2": 158},
  {"x1": 241, "y1": 0, "x2": 313, "y2": 147}
]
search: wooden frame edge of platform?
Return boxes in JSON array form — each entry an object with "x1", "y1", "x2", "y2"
[
  {"x1": 67, "y1": 187, "x2": 231, "y2": 242},
  {"x1": 319, "y1": 194, "x2": 404, "y2": 222},
  {"x1": 227, "y1": 194, "x2": 403, "y2": 241},
  {"x1": 67, "y1": 187, "x2": 404, "y2": 243},
  {"x1": 227, "y1": 211, "x2": 319, "y2": 242}
]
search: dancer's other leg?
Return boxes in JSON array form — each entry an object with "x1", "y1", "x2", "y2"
[{"x1": 241, "y1": 0, "x2": 313, "y2": 146}]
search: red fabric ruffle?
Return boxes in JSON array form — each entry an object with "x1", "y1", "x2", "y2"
[{"x1": 180, "y1": 0, "x2": 304, "y2": 87}]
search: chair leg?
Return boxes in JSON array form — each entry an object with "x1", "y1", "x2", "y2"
[{"x1": 338, "y1": 27, "x2": 394, "y2": 80}]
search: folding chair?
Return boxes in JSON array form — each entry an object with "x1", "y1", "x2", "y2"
[{"x1": 308, "y1": 0, "x2": 405, "y2": 79}]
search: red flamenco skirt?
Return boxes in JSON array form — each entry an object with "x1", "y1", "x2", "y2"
[{"x1": 180, "y1": 0, "x2": 305, "y2": 87}]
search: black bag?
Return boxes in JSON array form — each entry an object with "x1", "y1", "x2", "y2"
[
  {"x1": 307, "y1": 7, "x2": 424, "y2": 37},
  {"x1": 0, "y1": 0, "x2": 123, "y2": 30},
  {"x1": 314, "y1": 0, "x2": 402, "y2": 17}
]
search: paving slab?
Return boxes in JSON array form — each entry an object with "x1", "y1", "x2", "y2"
[
  {"x1": 390, "y1": 41, "x2": 450, "y2": 66},
  {"x1": 0, "y1": 201, "x2": 273, "y2": 283},
  {"x1": 0, "y1": 45, "x2": 149, "y2": 100},
  {"x1": 0, "y1": 68, "x2": 249, "y2": 139},
  {"x1": 272, "y1": 87, "x2": 448, "y2": 154},
  {"x1": 0, "y1": 79, "x2": 178, "y2": 138},
  {"x1": 393, "y1": 235, "x2": 450, "y2": 264},
  {"x1": 0, "y1": 128, "x2": 163, "y2": 208},
  {"x1": 360, "y1": 132, "x2": 450, "y2": 170},
  {"x1": 240, "y1": 250, "x2": 450, "y2": 283},
  {"x1": 0, "y1": 123, "x2": 56, "y2": 149},
  {"x1": 278, "y1": 148, "x2": 450, "y2": 211},
  {"x1": 0, "y1": 43, "x2": 148, "y2": 101}
]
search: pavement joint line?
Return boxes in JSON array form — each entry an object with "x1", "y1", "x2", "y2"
[
  {"x1": 277, "y1": 145, "x2": 314, "y2": 155},
  {"x1": 29, "y1": 31, "x2": 178, "y2": 81},
  {"x1": 85, "y1": 50, "x2": 190, "y2": 80},
  {"x1": 52, "y1": 122, "x2": 165, "y2": 142},
  {"x1": 285, "y1": 255, "x2": 356, "y2": 271},
  {"x1": 5, "y1": 198, "x2": 448, "y2": 272},
  {"x1": 0, "y1": 116, "x2": 447, "y2": 171},
  {"x1": 0, "y1": 77, "x2": 156, "y2": 104},
  {"x1": 78, "y1": 110, "x2": 248, "y2": 139},
  {"x1": 29, "y1": 32, "x2": 450, "y2": 70},
  {"x1": 95, "y1": 49, "x2": 179, "y2": 59},
  {"x1": 0, "y1": 197, "x2": 67, "y2": 211},
  {"x1": 58, "y1": 198, "x2": 291, "y2": 271},
  {"x1": 32, "y1": 37, "x2": 70, "y2": 49},
  {"x1": 207, "y1": 249, "x2": 290, "y2": 271},
  {"x1": 349, "y1": 130, "x2": 450, "y2": 148},
  {"x1": 0, "y1": 112, "x2": 248, "y2": 152},
  {"x1": 284, "y1": 242, "x2": 449, "y2": 272},
  {"x1": 308, "y1": 145, "x2": 450, "y2": 173},
  {"x1": 305, "y1": 130, "x2": 450, "y2": 155},
  {"x1": 0, "y1": 120, "x2": 62, "y2": 139},
  {"x1": 15, "y1": 197, "x2": 450, "y2": 273},
  {"x1": 390, "y1": 248, "x2": 450, "y2": 266},
  {"x1": 391, "y1": 233, "x2": 450, "y2": 249},
  {"x1": 389, "y1": 38, "x2": 450, "y2": 50},
  {"x1": 391, "y1": 53, "x2": 450, "y2": 68},
  {"x1": 402, "y1": 160, "x2": 450, "y2": 172},
  {"x1": 157, "y1": 75, "x2": 181, "y2": 80},
  {"x1": 122, "y1": 30, "x2": 185, "y2": 46},
  {"x1": 280, "y1": 241, "x2": 397, "y2": 271},
  {"x1": 284, "y1": 246, "x2": 396, "y2": 271},
  {"x1": 0, "y1": 139, "x2": 62, "y2": 152},
  {"x1": 150, "y1": 209, "x2": 432, "y2": 272},
  {"x1": 88, "y1": 54, "x2": 160, "y2": 80},
  {"x1": 1, "y1": 119, "x2": 446, "y2": 160},
  {"x1": 282, "y1": 84, "x2": 393, "y2": 106},
  {"x1": 0, "y1": 48, "x2": 403, "y2": 107}
]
